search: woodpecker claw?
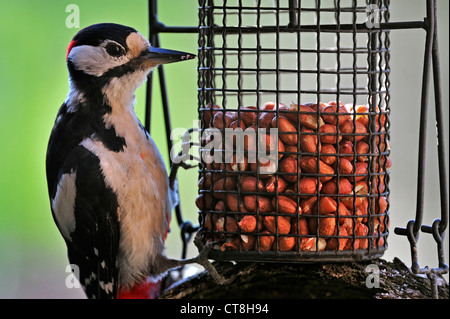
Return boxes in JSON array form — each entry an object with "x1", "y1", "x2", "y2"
[
  {"x1": 169, "y1": 155, "x2": 197, "y2": 190},
  {"x1": 169, "y1": 128, "x2": 198, "y2": 190},
  {"x1": 194, "y1": 242, "x2": 235, "y2": 285},
  {"x1": 192, "y1": 230, "x2": 236, "y2": 285}
]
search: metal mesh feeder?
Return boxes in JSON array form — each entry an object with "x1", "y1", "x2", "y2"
[
  {"x1": 196, "y1": 0, "x2": 391, "y2": 262},
  {"x1": 144, "y1": 0, "x2": 447, "y2": 297}
]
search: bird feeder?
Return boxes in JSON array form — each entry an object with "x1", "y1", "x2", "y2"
[
  {"x1": 146, "y1": 0, "x2": 447, "y2": 297},
  {"x1": 196, "y1": 0, "x2": 392, "y2": 262}
]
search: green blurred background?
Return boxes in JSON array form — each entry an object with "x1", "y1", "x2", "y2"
[{"x1": 0, "y1": 0, "x2": 447, "y2": 298}]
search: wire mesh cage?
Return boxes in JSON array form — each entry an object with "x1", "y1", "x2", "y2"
[
  {"x1": 146, "y1": 0, "x2": 447, "y2": 297},
  {"x1": 196, "y1": 0, "x2": 391, "y2": 262}
]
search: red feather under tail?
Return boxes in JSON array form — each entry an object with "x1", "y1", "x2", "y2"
[{"x1": 116, "y1": 277, "x2": 162, "y2": 299}]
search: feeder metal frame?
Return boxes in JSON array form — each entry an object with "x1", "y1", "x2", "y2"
[{"x1": 145, "y1": 0, "x2": 448, "y2": 298}]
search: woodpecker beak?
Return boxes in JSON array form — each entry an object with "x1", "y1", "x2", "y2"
[{"x1": 140, "y1": 47, "x2": 196, "y2": 67}]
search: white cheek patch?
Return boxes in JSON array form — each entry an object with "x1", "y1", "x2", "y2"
[
  {"x1": 69, "y1": 44, "x2": 129, "y2": 77},
  {"x1": 52, "y1": 170, "x2": 77, "y2": 241}
]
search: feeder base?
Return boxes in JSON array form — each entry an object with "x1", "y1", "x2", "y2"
[{"x1": 160, "y1": 257, "x2": 449, "y2": 299}]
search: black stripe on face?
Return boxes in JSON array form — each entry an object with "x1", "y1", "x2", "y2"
[{"x1": 101, "y1": 61, "x2": 137, "y2": 80}]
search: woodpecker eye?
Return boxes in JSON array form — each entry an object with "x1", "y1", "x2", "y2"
[{"x1": 105, "y1": 42, "x2": 125, "y2": 57}]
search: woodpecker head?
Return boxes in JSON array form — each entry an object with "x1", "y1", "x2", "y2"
[{"x1": 65, "y1": 23, "x2": 195, "y2": 106}]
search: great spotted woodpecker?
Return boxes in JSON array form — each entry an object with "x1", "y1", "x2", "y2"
[{"x1": 46, "y1": 23, "x2": 212, "y2": 299}]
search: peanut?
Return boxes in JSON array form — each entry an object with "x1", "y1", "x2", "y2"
[
  {"x1": 321, "y1": 178, "x2": 353, "y2": 195},
  {"x1": 321, "y1": 104, "x2": 351, "y2": 125},
  {"x1": 225, "y1": 193, "x2": 247, "y2": 212},
  {"x1": 195, "y1": 193, "x2": 214, "y2": 210},
  {"x1": 228, "y1": 118, "x2": 246, "y2": 131},
  {"x1": 240, "y1": 176, "x2": 265, "y2": 193},
  {"x1": 355, "y1": 140, "x2": 369, "y2": 162},
  {"x1": 310, "y1": 238, "x2": 327, "y2": 251},
  {"x1": 354, "y1": 162, "x2": 368, "y2": 182},
  {"x1": 272, "y1": 195, "x2": 299, "y2": 215},
  {"x1": 326, "y1": 226, "x2": 349, "y2": 251},
  {"x1": 212, "y1": 177, "x2": 237, "y2": 199},
  {"x1": 264, "y1": 215, "x2": 291, "y2": 235},
  {"x1": 291, "y1": 218, "x2": 309, "y2": 235},
  {"x1": 355, "y1": 223, "x2": 369, "y2": 249},
  {"x1": 340, "y1": 119, "x2": 368, "y2": 142},
  {"x1": 303, "y1": 102, "x2": 326, "y2": 113},
  {"x1": 265, "y1": 175, "x2": 289, "y2": 193},
  {"x1": 215, "y1": 216, "x2": 238, "y2": 233},
  {"x1": 298, "y1": 156, "x2": 334, "y2": 182},
  {"x1": 318, "y1": 196, "x2": 337, "y2": 214},
  {"x1": 198, "y1": 101, "x2": 389, "y2": 254},
  {"x1": 338, "y1": 203, "x2": 354, "y2": 233},
  {"x1": 259, "y1": 111, "x2": 275, "y2": 128},
  {"x1": 249, "y1": 157, "x2": 278, "y2": 176},
  {"x1": 320, "y1": 143, "x2": 337, "y2": 165},
  {"x1": 300, "y1": 127, "x2": 321, "y2": 154},
  {"x1": 212, "y1": 111, "x2": 233, "y2": 130},
  {"x1": 318, "y1": 215, "x2": 336, "y2": 237},
  {"x1": 244, "y1": 195, "x2": 273, "y2": 213},
  {"x1": 202, "y1": 104, "x2": 221, "y2": 128},
  {"x1": 228, "y1": 155, "x2": 249, "y2": 172},
  {"x1": 300, "y1": 196, "x2": 318, "y2": 215},
  {"x1": 338, "y1": 140, "x2": 354, "y2": 158},
  {"x1": 295, "y1": 177, "x2": 322, "y2": 197},
  {"x1": 277, "y1": 236, "x2": 296, "y2": 251},
  {"x1": 237, "y1": 106, "x2": 257, "y2": 127},
  {"x1": 272, "y1": 116, "x2": 298, "y2": 145},
  {"x1": 259, "y1": 231, "x2": 275, "y2": 251},
  {"x1": 238, "y1": 215, "x2": 258, "y2": 233},
  {"x1": 284, "y1": 103, "x2": 325, "y2": 130},
  {"x1": 319, "y1": 124, "x2": 342, "y2": 144},
  {"x1": 299, "y1": 237, "x2": 316, "y2": 251},
  {"x1": 214, "y1": 200, "x2": 226, "y2": 212},
  {"x1": 240, "y1": 234, "x2": 256, "y2": 251},
  {"x1": 338, "y1": 158, "x2": 354, "y2": 175},
  {"x1": 283, "y1": 144, "x2": 299, "y2": 158},
  {"x1": 221, "y1": 240, "x2": 238, "y2": 251},
  {"x1": 279, "y1": 156, "x2": 299, "y2": 183}
]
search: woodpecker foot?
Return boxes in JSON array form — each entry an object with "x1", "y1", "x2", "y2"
[
  {"x1": 169, "y1": 156, "x2": 197, "y2": 190},
  {"x1": 192, "y1": 229, "x2": 236, "y2": 285},
  {"x1": 194, "y1": 241, "x2": 236, "y2": 285}
]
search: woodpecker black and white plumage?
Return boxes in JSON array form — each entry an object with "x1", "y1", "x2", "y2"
[{"x1": 46, "y1": 23, "x2": 213, "y2": 299}]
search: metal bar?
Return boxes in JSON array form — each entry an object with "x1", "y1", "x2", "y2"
[
  {"x1": 147, "y1": 0, "x2": 196, "y2": 259},
  {"x1": 145, "y1": 0, "x2": 158, "y2": 132},
  {"x1": 420, "y1": 0, "x2": 449, "y2": 275},
  {"x1": 197, "y1": 21, "x2": 426, "y2": 34},
  {"x1": 155, "y1": 21, "x2": 426, "y2": 35},
  {"x1": 393, "y1": 1, "x2": 449, "y2": 287},
  {"x1": 413, "y1": 0, "x2": 434, "y2": 237},
  {"x1": 207, "y1": 248, "x2": 386, "y2": 263},
  {"x1": 430, "y1": 0, "x2": 448, "y2": 238},
  {"x1": 394, "y1": 0, "x2": 434, "y2": 256},
  {"x1": 155, "y1": 0, "x2": 445, "y2": 270},
  {"x1": 394, "y1": 1, "x2": 434, "y2": 274},
  {"x1": 288, "y1": 0, "x2": 298, "y2": 28},
  {"x1": 154, "y1": 26, "x2": 199, "y2": 33}
]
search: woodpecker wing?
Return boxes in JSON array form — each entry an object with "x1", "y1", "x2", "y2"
[{"x1": 49, "y1": 145, "x2": 120, "y2": 299}]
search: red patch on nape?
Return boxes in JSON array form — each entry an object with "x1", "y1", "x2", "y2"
[{"x1": 66, "y1": 40, "x2": 78, "y2": 61}]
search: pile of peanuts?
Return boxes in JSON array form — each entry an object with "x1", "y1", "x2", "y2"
[{"x1": 196, "y1": 101, "x2": 391, "y2": 253}]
